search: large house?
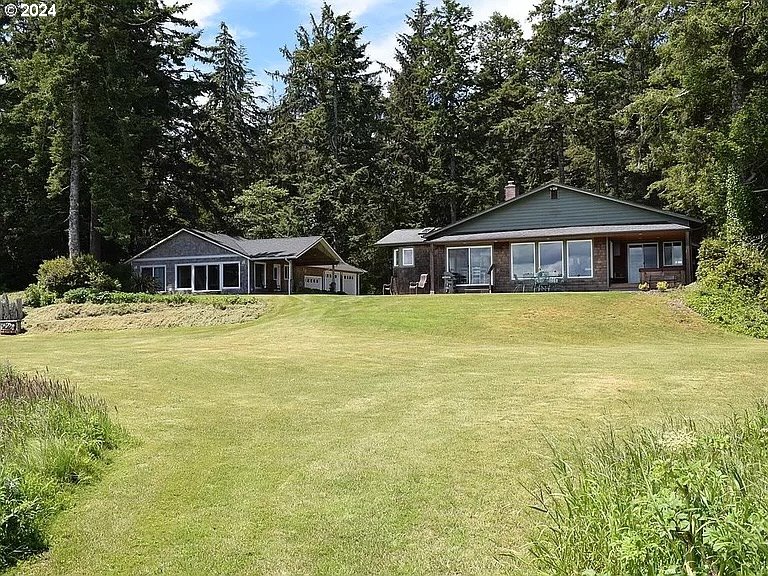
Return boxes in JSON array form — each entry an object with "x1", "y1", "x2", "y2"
[
  {"x1": 375, "y1": 182, "x2": 704, "y2": 294},
  {"x1": 128, "y1": 229, "x2": 365, "y2": 295}
]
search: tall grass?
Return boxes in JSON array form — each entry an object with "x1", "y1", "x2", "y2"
[
  {"x1": 0, "y1": 366, "x2": 124, "y2": 567},
  {"x1": 529, "y1": 403, "x2": 768, "y2": 575}
]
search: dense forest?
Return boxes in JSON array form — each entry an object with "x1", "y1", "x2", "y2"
[{"x1": 1, "y1": 0, "x2": 766, "y2": 290}]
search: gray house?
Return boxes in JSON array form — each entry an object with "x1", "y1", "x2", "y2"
[
  {"x1": 376, "y1": 182, "x2": 704, "y2": 294},
  {"x1": 128, "y1": 229, "x2": 364, "y2": 295}
]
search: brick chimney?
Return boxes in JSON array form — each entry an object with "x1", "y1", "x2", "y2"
[{"x1": 504, "y1": 181, "x2": 518, "y2": 201}]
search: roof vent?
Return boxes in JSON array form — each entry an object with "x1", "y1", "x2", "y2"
[{"x1": 550, "y1": 187, "x2": 559, "y2": 200}]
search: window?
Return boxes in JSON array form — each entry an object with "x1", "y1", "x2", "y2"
[
  {"x1": 663, "y1": 242, "x2": 683, "y2": 266},
  {"x1": 402, "y1": 248, "x2": 414, "y2": 267},
  {"x1": 222, "y1": 263, "x2": 240, "y2": 289},
  {"x1": 550, "y1": 188, "x2": 559, "y2": 200},
  {"x1": 176, "y1": 262, "x2": 240, "y2": 291},
  {"x1": 538, "y1": 242, "x2": 563, "y2": 276},
  {"x1": 194, "y1": 265, "x2": 208, "y2": 291},
  {"x1": 254, "y1": 263, "x2": 266, "y2": 289},
  {"x1": 273, "y1": 265, "x2": 281, "y2": 286},
  {"x1": 511, "y1": 243, "x2": 535, "y2": 278},
  {"x1": 393, "y1": 247, "x2": 414, "y2": 267},
  {"x1": 176, "y1": 265, "x2": 192, "y2": 289},
  {"x1": 447, "y1": 246, "x2": 492, "y2": 285},
  {"x1": 567, "y1": 240, "x2": 593, "y2": 278},
  {"x1": 140, "y1": 266, "x2": 166, "y2": 292},
  {"x1": 207, "y1": 265, "x2": 220, "y2": 291}
]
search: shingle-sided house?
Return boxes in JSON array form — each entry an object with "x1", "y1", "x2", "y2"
[
  {"x1": 128, "y1": 229, "x2": 365, "y2": 295},
  {"x1": 375, "y1": 182, "x2": 704, "y2": 294}
]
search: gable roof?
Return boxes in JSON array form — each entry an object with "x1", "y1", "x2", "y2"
[
  {"x1": 424, "y1": 182, "x2": 703, "y2": 240},
  {"x1": 129, "y1": 228, "x2": 344, "y2": 263}
]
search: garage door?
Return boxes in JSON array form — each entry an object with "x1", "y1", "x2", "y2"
[{"x1": 342, "y1": 273, "x2": 357, "y2": 295}]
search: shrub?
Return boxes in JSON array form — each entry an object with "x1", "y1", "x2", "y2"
[
  {"x1": 656, "y1": 280, "x2": 668, "y2": 292},
  {"x1": 62, "y1": 288, "x2": 97, "y2": 304},
  {"x1": 36, "y1": 256, "x2": 121, "y2": 296},
  {"x1": 23, "y1": 284, "x2": 56, "y2": 308},
  {"x1": 685, "y1": 237, "x2": 768, "y2": 338},
  {"x1": 529, "y1": 403, "x2": 768, "y2": 575},
  {"x1": 637, "y1": 282, "x2": 649, "y2": 291},
  {"x1": 130, "y1": 272, "x2": 158, "y2": 294}
]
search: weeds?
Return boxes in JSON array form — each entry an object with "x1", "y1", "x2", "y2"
[
  {"x1": 529, "y1": 403, "x2": 768, "y2": 575},
  {"x1": 0, "y1": 365, "x2": 124, "y2": 567}
]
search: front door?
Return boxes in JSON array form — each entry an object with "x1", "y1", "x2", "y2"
[{"x1": 628, "y1": 244, "x2": 658, "y2": 283}]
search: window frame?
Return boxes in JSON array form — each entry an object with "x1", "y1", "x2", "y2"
[
  {"x1": 538, "y1": 241, "x2": 564, "y2": 277},
  {"x1": 566, "y1": 239, "x2": 594, "y2": 279},
  {"x1": 175, "y1": 262, "x2": 241, "y2": 292},
  {"x1": 273, "y1": 264, "x2": 281, "y2": 288},
  {"x1": 253, "y1": 262, "x2": 266, "y2": 289},
  {"x1": 662, "y1": 241, "x2": 684, "y2": 267},
  {"x1": 140, "y1": 265, "x2": 167, "y2": 292},
  {"x1": 446, "y1": 245, "x2": 493, "y2": 286},
  {"x1": 510, "y1": 242, "x2": 536, "y2": 279},
  {"x1": 222, "y1": 263, "x2": 241, "y2": 289},
  {"x1": 401, "y1": 247, "x2": 415, "y2": 267},
  {"x1": 283, "y1": 263, "x2": 290, "y2": 281},
  {"x1": 393, "y1": 249, "x2": 400, "y2": 267},
  {"x1": 176, "y1": 264, "x2": 193, "y2": 290}
]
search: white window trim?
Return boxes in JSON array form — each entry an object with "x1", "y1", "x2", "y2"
[
  {"x1": 393, "y1": 249, "x2": 400, "y2": 267},
  {"x1": 662, "y1": 241, "x2": 684, "y2": 267},
  {"x1": 174, "y1": 262, "x2": 241, "y2": 292},
  {"x1": 222, "y1": 262, "x2": 241, "y2": 289},
  {"x1": 401, "y1": 247, "x2": 415, "y2": 267},
  {"x1": 273, "y1": 264, "x2": 281, "y2": 288},
  {"x1": 284, "y1": 263, "x2": 290, "y2": 280},
  {"x1": 175, "y1": 264, "x2": 193, "y2": 291},
  {"x1": 446, "y1": 245, "x2": 493, "y2": 286},
  {"x1": 538, "y1": 241, "x2": 564, "y2": 277},
  {"x1": 510, "y1": 242, "x2": 536, "y2": 279},
  {"x1": 566, "y1": 239, "x2": 594, "y2": 279},
  {"x1": 140, "y1": 265, "x2": 167, "y2": 292}
]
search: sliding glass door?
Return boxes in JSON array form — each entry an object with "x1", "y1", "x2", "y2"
[{"x1": 628, "y1": 244, "x2": 658, "y2": 283}]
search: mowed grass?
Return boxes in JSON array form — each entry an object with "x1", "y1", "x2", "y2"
[{"x1": 2, "y1": 292, "x2": 767, "y2": 575}]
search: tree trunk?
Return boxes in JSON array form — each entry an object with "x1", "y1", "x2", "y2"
[
  {"x1": 89, "y1": 198, "x2": 102, "y2": 260},
  {"x1": 68, "y1": 97, "x2": 82, "y2": 258}
]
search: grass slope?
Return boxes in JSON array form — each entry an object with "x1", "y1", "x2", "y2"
[{"x1": 2, "y1": 292, "x2": 767, "y2": 575}]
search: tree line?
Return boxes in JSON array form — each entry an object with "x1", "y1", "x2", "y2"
[{"x1": 1, "y1": 0, "x2": 766, "y2": 290}]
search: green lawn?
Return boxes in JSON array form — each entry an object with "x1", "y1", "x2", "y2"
[{"x1": 3, "y1": 293, "x2": 768, "y2": 575}]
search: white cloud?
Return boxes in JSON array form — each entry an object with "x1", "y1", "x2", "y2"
[
  {"x1": 291, "y1": 0, "x2": 391, "y2": 18},
  {"x1": 183, "y1": 0, "x2": 225, "y2": 27}
]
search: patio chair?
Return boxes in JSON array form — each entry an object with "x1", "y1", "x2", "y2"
[
  {"x1": 382, "y1": 277, "x2": 396, "y2": 295},
  {"x1": 409, "y1": 273, "x2": 428, "y2": 294},
  {"x1": 535, "y1": 271, "x2": 550, "y2": 292}
]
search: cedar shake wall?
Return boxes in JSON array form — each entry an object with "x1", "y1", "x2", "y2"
[{"x1": 387, "y1": 237, "x2": 613, "y2": 293}]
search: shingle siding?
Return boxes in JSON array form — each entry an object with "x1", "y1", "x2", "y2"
[
  {"x1": 441, "y1": 188, "x2": 689, "y2": 236},
  {"x1": 136, "y1": 230, "x2": 241, "y2": 259}
]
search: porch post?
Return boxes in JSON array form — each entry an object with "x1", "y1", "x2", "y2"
[
  {"x1": 288, "y1": 260, "x2": 293, "y2": 295},
  {"x1": 685, "y1": 230, "x2": 693, "y2": 284},
  {"x1": 332, "y1": 263, "x2": 336, "y2": 292},
  {"x1": 429, "y1": 244, "x2": 435, "y2": 294}
]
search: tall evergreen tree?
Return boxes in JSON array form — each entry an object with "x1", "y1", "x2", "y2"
[
  {"x1": 270, "y1": 3, "x2": 385, "y2": 264},
  {"x1": 199, "y1": 22, "x2": 264, "y2": 231}
]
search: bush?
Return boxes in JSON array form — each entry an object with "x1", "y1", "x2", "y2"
[
  {"x1": 23, "y1": 284, "x2": 56, "y2": 308},
  {"x1": 685, "y1": 237, "x2": 768, "y2": 338},
  {"x1": 697, "y1": 238, "x2": 768, "y2": 296},
  {"x1": 656, "y1": 280, "x2": 668, "y2": 292},
  {"x1": 55, "y1": 290, "x2": 260, "y2": 307},
  {"x1": 0, "y1": 366, "x2": 123, "y2": 567},
  {"x1": 36, "y1": 256, "x2": 121, "y2": 296},
  {"x1": 61, "y1": 288, "x2": 97, "y2": 304},
  {"x1": 529, "y1": 403, "x2": 768, "y2": 575}
]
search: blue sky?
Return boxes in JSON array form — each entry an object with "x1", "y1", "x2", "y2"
[{"x1": 183, "y1": 0, "x2": 537, "y2": 93}]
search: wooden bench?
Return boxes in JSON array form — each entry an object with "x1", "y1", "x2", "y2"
[
  {"x1": 0, "y1": 319, "x2": 22, "y2": 335},
  {"x1": 640, "y1": 268, "x2": 684, "y2": 288}
]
